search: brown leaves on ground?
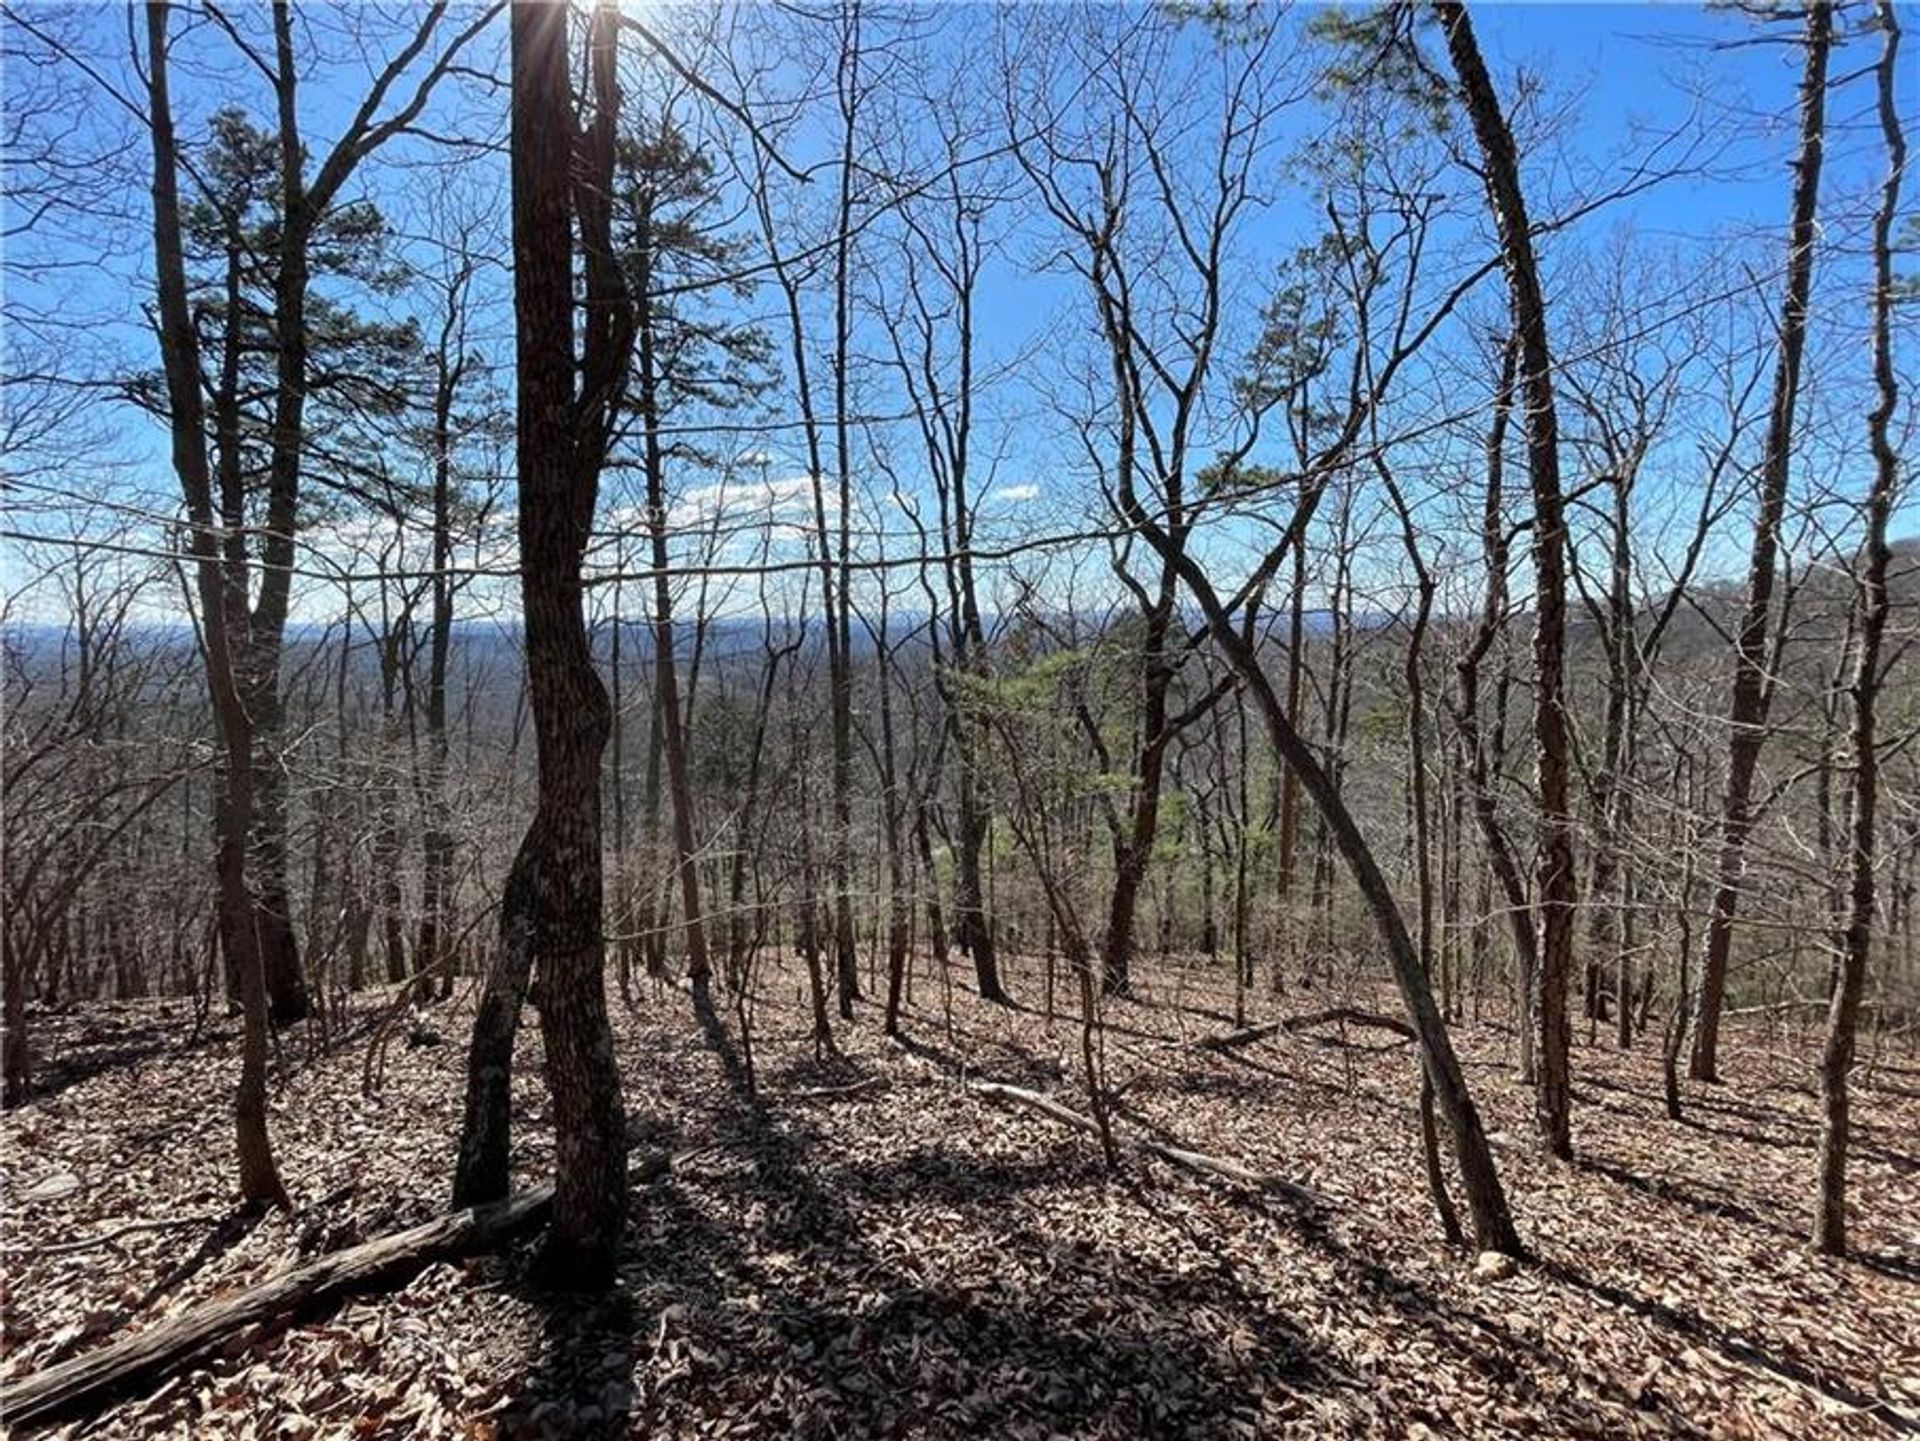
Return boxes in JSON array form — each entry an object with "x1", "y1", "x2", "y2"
[{"x1": 2, "y1": 957, "x2": 1916, "y2": 1438}]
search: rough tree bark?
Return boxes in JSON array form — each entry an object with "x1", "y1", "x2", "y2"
[
  {"x1": 1436, "y1": 0, "x2": 1573, "y2": 1160},
  {"x1": 1814, "y1": 0, "x2": 1901, "y2": 1258},
  {"x1": 1691, "y1": 1, "x2": 1832, "y2": 1082},
  {"x1": 144, "y1": 0, "x2": 288, "y2": 1210},
  {"x1": 454, "y1": 0, "x2": 632, "y2": 1287}
]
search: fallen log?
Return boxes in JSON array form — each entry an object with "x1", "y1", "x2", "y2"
[
  {"x1": 0, "y1": 1151, "x2": 671, "y2": 1433},
  {"x1": 1722, "y1": 997, "x2": 1895, "y2": 1019},
  {"x1": 965, "y1": 1077, "x2": 1325, "y2": 1204},
  {"x1": 1196, "y1": 1005, "x2": 1416, "y2": 1053},
  {"x1": 879, "y1": 1038, "x2": 1323, "y2": 1200}
]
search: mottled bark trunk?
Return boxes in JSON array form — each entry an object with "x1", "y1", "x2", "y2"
[{"x1": 454, "y1": 0, "x2": 631, "y2": 1287}]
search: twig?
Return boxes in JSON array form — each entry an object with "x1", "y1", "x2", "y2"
[
  {"x1": 2, "y1": 1214, "x2": 226, "y2": 1259},
  {"x1": 1194, "y1": 1006, "x2": 1417, "y2": 1053},
  {"x1": 786, "y1": 1075, "x2": 887, "y2": 1101}
]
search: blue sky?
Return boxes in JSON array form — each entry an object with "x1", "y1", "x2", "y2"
[{"x1": 2, "y1": 2, "x2": 1914, "y2": 628}]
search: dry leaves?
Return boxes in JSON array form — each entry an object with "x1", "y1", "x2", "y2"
[{"x1": 2, "y1": 958, "x2": 1915, "y2": 1438}]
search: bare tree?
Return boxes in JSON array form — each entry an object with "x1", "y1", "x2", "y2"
[
  {"x1": 1010, "y1": 3, "x2": 1521, "y2": 1254},
  {"x1": 453, "y1": 0, "x2": 631, "y2": 1286},
  {"x1": 1690, "y1": 1, "x2": 1834, "y2": 1082},
  {"x1": 1814, "y1": 0, "x2": 1903, "y2": 1258},
  {"x1": 1434, "y1": 0, "x2": 1575, "y2": 1160},
  {"x1": 876, "y1": 96, "x2": 1013, "y2": 1006},
  {"x1": 414, "y1": 216, "x2": 494, "y2": 1005}
]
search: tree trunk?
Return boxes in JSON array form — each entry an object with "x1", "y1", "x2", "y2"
[
  {"x1": 632, "y1": 263, "x2": 711, "y2": 1000},
  {"x1": 1119, "y1": 509, "x2": 1521, "y2": 1254},
  {"x1": 1100, "y1": 588, "x2": 1178, "y2": 997},
  {"x1": 417, "y1": 289, "x2": 466, "y2": 1004},
  {"x1": 1437, "y1": 0, "x2": 1573, "y2": 1159},
  {"x1": 1275, "y1": 530, "x2": 1306, "y2": 984},
  {"x1": 954, "y1": 764, "x2": 1006, "y2": 1002},
  {"x1": 1691, "y1": 1, "x2": 1832, "y2": 1082},
  {"x1": 144, "y1": 0, "x2": 288, "y2": 1211},
  {"x1": 454, "y1": 0, "x2": 631, "y2": 1287},
  {"x1": 727, "y1": 630, "x2": 791, "y2": 989},
  {"x1": 1447, "y1": 337, "x2": 1537, "y2": 1083},
  {"x1": 1815, "y1": 0, "x2": 1900, "y2": 1258},
  {"x1": 3, "y1": 928, "x2": 31, "y2": 1108},
  {"x1": 374, "y1": 623, "x2": 410, "y2": 991},
  {"x1": 0, "y1": 1151, "x2": 670, "y2": 1433}
]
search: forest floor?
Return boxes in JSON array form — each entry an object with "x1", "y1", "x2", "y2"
[{"x1": 2, "y1": 955, "x2": 1916, "y2": 1439}]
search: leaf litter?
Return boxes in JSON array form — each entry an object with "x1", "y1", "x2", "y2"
[{"x1": 1, "y1": 955, "x2": 1915, "y2": 1438}]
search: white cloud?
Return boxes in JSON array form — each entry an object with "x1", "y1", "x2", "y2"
[
  {"x1": 992, "y1": 484, "x2": 1040, "y2": 505},
  {"x1": 664, "y1": 474, "x2": 829, "y2": 530}
]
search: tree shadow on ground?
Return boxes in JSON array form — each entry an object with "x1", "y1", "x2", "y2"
[
  {"x1": 1120, "y1": 990, "x2": 1242, "y2": 1027},
  {"x1": 1537, "y1": 1256, "x2": 1914, "y2": 1428},
  {"x1": 1575, "y1": 1152, "x2": 1788, "y2": 1237},
  {"x1": 1571, "y1": 1147, "x2": 1920, "y2": 1285},
  {"x1": 690, "y1": 979, "x2": 756, "y2": 1095},
  {"x1": 25, "y1": 1011, "x2": 193, "y2": 1101},
  {"x1": 909, "y1": 985, "x2": 1183, "y2": 1050},
  {"x1": 493, "y1": 1265, "x2": 644, "y2": 1440},
  {"x1": 622, "y1": 1139, "x2": 1343, "y2": 1436},
  {"x1": 832, "y1": 1141, "x2": 1103, "y2": 1207},
  {"x1": 1678, "y1": 1110, "x2": 1920, "y2": 1177},
  {"x1": 489, "y1": 1116, "x2": 686, "y2": 1440},
  {"x1": 17, "y1": 1207, "x2": 268, "y2": 1380},
  {"x1": 23, "y1": 999, "x2": 386, "y2": 1106},
  {"x1": 888, "y1": 1020, "x2": 1066, "y2": 1089},
  {"x1": 1268, "y1": 1196, "x2": 1715, "y2": 1439},
  {"x1": 1580, "y1": 1071, "x2": 1920, "y2": 1176},
  {"x1": 496, "y1": 1005, "x2": 1349, "y2": 1438},
  {"x1": 1207, "y1": 1043, "x2": 1437, "y2": 1132},
  {"x1": 1852, "y1": 1249, "x2": 1920, "y2": 1284},
  {"x1": 1215, "y1": 1092, "x2": 1907, "y2": 1432},
  {"x1": 1133, "y1": 1066, "x2": 1275, "y2": 1104}
]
